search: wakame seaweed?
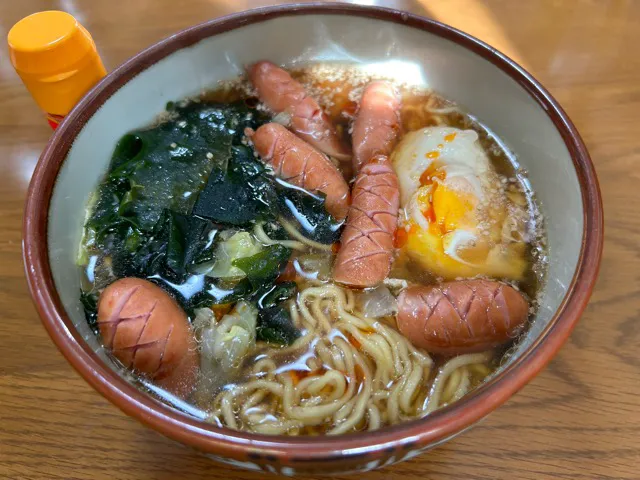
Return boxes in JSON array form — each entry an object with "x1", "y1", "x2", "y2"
[
  {"x1": 192, "y1": 145, "x2": 278, "y2": 226},
  {"x1": 232, "y1": 244, "x2": 292, "y2": 289},
  {"x1": 256, "y1": 281, "x2": 300, "y2": 345},
  {"x1": 192, "y1": 141, "x2": 343, "y2": 244},
  {"x1": 258, "y1": 281, "x2": 297, "y2": 310},
  {"x1": 127, "y1": 209, "x2": 214, "y2": 283},
  {"x1": 80, "y1": 290, "x2": 99, "y2": 335},
  {"x1": 277, "y1": 184, "x2": 343, "y2": 244},
  {"x1": 186, "y1": 277, "x2": 254, "y2": 313},
  {"x1": 257, "y1": 306, "x2": 300, "y2": 345},
  {"x1": 83, "y1": 101, "x2": 269, "y2": 258}
]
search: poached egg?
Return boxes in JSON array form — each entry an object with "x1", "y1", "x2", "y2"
[{"x1": 392, "y1": 126, "x2": 528, "y2": 281}]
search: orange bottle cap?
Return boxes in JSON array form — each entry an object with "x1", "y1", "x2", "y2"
[
  {"x1": 8, "y1": 11, "x2": 106, "y2": 116},
  {"x1": 9, "y1": 11, "x2": 93, "y2": 75}
]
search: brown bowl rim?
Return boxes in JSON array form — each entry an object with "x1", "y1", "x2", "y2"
[{"x1": 22, "y1": 2, "x2": 603, "y2": 464}]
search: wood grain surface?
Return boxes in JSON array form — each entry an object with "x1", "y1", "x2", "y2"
[{"x1": 0, "y1": 1, "x2": 636, "y2": 479}]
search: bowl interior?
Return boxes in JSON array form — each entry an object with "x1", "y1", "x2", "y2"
[{"x1": 47, "y1": 12, "x2": 582, "y2": 421}]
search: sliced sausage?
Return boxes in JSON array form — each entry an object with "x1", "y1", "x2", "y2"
[
  {"x1": 352, "y1": 81, "x2": 401, "y2": 175},
  {"x1": 97, "y1": 278, "x2": 199, "y2": 397},
  {"x1": 250, "y1": 122, "x2": 350, "y2": 221},
  {"x1": 333, "y1": 155, "x2": 399, "y2": 287},
  {"x1": 397, "y1": 280, "x2": 529, "y2": 355},
  {"x1": 248, "y1": 61, "x2": 351, "y2": 163}
]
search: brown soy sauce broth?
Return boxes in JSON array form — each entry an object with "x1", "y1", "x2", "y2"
[{"x1": 82, "y1": 63, "x2": 548, "y2": 429}]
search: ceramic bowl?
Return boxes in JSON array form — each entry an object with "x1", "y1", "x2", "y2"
[{"x1": 23, "y1": 3, "x2": 603, "y2": 475}]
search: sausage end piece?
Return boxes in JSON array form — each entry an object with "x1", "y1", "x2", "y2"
[{"x1": 352, "y1": 81, "x2": 402, "y2": 174}]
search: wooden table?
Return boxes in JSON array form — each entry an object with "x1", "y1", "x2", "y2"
[{"x1": 0, "y1": 1, "x2": 636, "y2": 478}]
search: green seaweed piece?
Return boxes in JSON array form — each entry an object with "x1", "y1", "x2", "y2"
[
  {"x1": 83, "y1": 101, "x2": 269, "y2": 257},
  {"x1": 257, "y1": 306, "x2": 300, "y2": 345},
  {"x1": 192, "y1": 145, "x2": 278, "y2": 226},
  {"x1": 80, "y1": 290, "x2": 99, "y2": 335},
  {"x1": 232, "y1": 244, "x2": 292, "y2": 289},
  {"x1": 277, "y1": 185, "x2": 343, "y2": 244},
  {"x1": 129, "y1": 209, "x2": 214, "y2": 283},
  {"x1": 258, "y1": 281, "x2": 297, "y2": 310}
]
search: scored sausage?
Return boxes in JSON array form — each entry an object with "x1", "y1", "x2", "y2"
[
  {"x1": 248, "y1": 61, "x2": 351, "y2": 163},
  {"x1": 97, "y1": 278, "x2": 199, "y2": 397},
  {"x1": 397, "y1": 280, "x2": 529, "y2": 355},
  {"x1": 250, "y1": 122, "x2": 350, "y2": 221},
  {"x1": 352, "y1": 81, "x2": 402, "y2": 175},
  {"x1": 333, "y1": 155, "x2": 399, "y2": 287}
]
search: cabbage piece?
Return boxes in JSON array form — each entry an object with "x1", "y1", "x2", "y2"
[
  {"x1": 295, "y1": 252, "x2": 333, "y2": 281},
  {"x1": 198, "y1": 301, "x2": 258, "y2": 374},
  {"x1": 357, "y1": 286, "x2": 398, "y2": 318},
  {"x1": 207, "y1": 231, "x2": 262, "y2": 280}
]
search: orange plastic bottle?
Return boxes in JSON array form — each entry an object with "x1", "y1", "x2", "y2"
[{"x1": 8, "y1": 11, "x2": 106, "y2": 129}]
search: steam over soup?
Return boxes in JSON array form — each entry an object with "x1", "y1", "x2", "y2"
[{"x1": 79, "y1": 62, "x2": 547, "y2": 435}]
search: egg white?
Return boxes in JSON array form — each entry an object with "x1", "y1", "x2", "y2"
[{"x1": 391, "y1": 126, "x2": 527, "y2": 281}]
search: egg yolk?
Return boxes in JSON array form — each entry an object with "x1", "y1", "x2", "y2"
[
  {"x1": 441, "y1": 231, "x2": 490, "y2": 264},
  {"x1": 405, "y1": 226, "x2": 526, "y2": 280},
  {"x1": 406, "y1": 164, "x2": 525, "y2": 280},
  {"x1": 394, "y1": 224, "x2": 417, "y2": 248},
  {"x1": 432, "y1": 184, "x2": 476, "y2": 232}
]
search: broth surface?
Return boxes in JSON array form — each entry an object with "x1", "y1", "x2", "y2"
[{"x1": 79, "y1": 63, "x2": 547, "y2": 435}]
